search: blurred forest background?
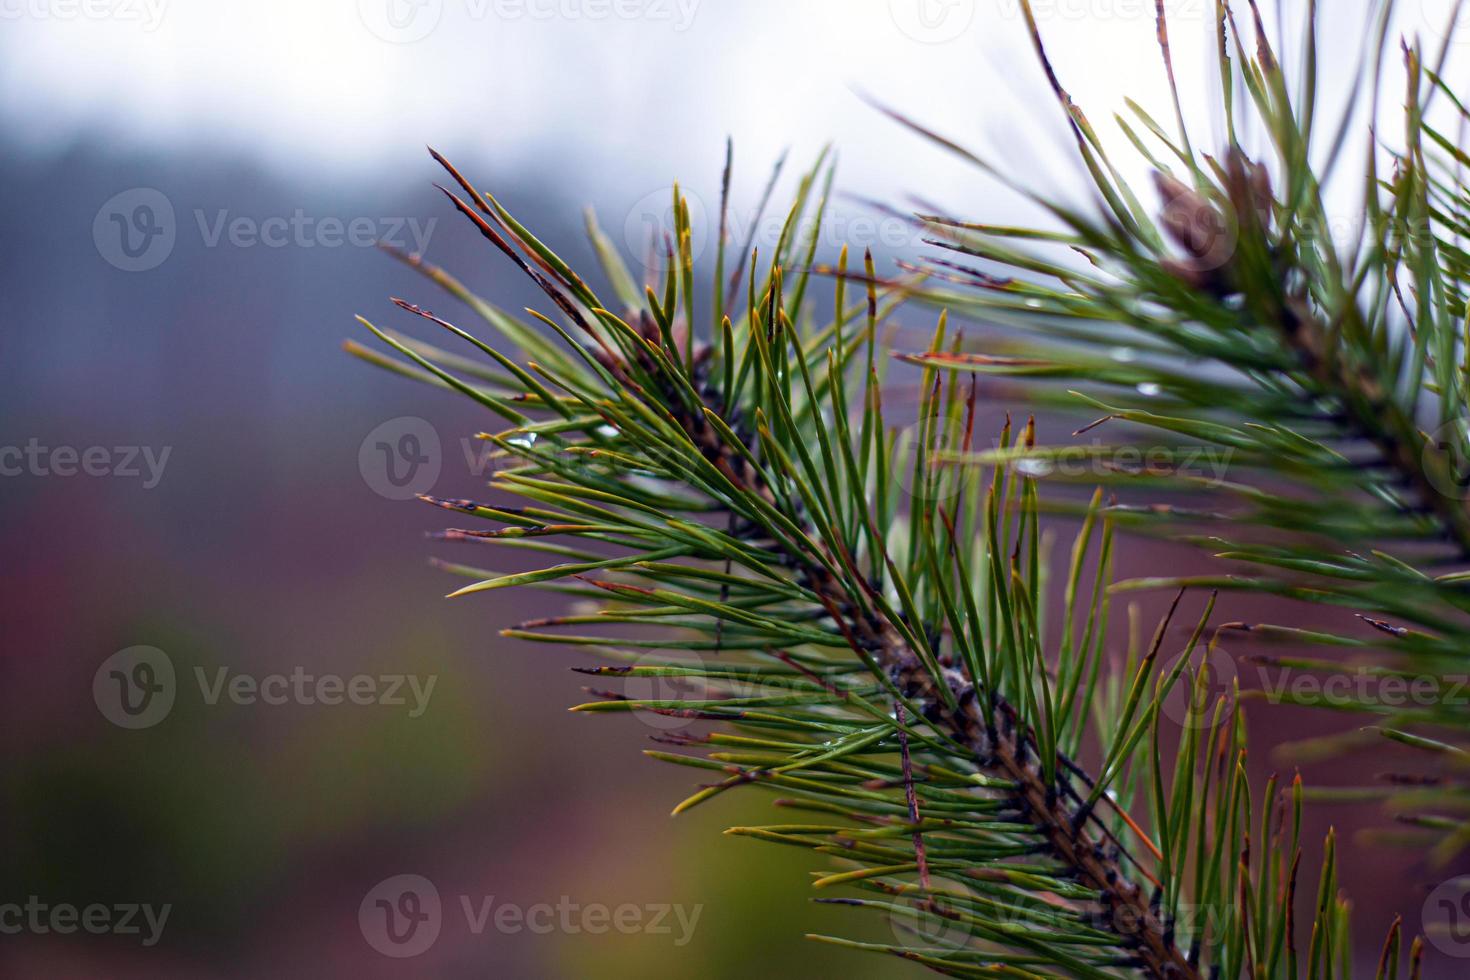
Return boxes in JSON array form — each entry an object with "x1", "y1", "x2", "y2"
[{"x1": 3, "y1": 1, "x2": 1469, "y2": 975}]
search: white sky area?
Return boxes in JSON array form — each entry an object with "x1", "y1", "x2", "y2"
[{"x1": 2, "y1": 1, "x2": 1467, "y2": 218}]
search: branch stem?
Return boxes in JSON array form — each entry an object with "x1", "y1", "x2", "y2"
[{"x1": 672, "y1": 357, "x2": 1199, "y2": 979}]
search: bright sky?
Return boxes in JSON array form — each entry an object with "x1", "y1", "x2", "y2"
[{"x1": 1, "y1": 1, "x2": 1463, "y2": 214}]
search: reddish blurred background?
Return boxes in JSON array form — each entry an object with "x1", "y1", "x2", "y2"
[{"x1": 4, "y1": 2, "x2": 1469, "y2": 976}]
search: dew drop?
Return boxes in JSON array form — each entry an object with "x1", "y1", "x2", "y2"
[
  {"x1": 1016, "y1": 458, "x2": 1054, "y2": 477},
  {"x1": 1135, "y1": 382, "x2": 1163, "y2": 397},
  {"x1": 1110, "y1": 346, "x2": 1137, "y2": 363},
  {"x1": 508, "y1": 431, "x2": 539, "y2": 449}
]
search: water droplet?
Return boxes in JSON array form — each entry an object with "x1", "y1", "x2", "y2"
[
  {"x1": 1135, "y1": 382, "x2": 1163, "y2": 397},
  {"x1": 1110, "y1": 347, "x2": 1137, "y2": 363},
  {"x1": 508, "y1": 431, "x2": 539, "y2": 449},
  {"x1": 595, "y1": 425, "x2": 620, "y2": 439},
  {"x1": 1017, "y1": 458, "x2": 1054, "y2": 477},
  {"x1": 1024, "y1": 298, "x2": 1044, "y2": 309}
]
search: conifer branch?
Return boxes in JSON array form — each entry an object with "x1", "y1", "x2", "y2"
[
  {"x1": 348, "y1": 8, "x2": 1450, "y2": 972},
  {"x1": 889, "y1": 0, "x2": 1470, "y2": 875},
  {"x1": 637, "y1": 314, "x2": 1195, "y2": 976},
  {"x1": 350, "y1": 136, "x2": 1374, "y2": 973}
]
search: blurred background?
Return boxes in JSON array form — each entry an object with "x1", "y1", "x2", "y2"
[{"x1": 4, "y1": 1, "x2": 1470, "y2": 976}]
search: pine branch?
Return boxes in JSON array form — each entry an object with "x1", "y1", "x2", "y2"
[
  {"x1": 652, "y1": 339, "x2": 1196, "y2": 976},
  {"x1": 443, "y1": 172, "x2": 1194, "y2": 968},
  {"x1": 885, "y1": 0, "x2": 1470, "y2": 873},
  {"x1": 348, "y1": 134, "x2": 1381, "y2": 975}
]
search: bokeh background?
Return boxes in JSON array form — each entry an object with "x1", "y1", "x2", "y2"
[{"x1": 4, "y1": 1, "x2": 1470, "y2": 976}]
